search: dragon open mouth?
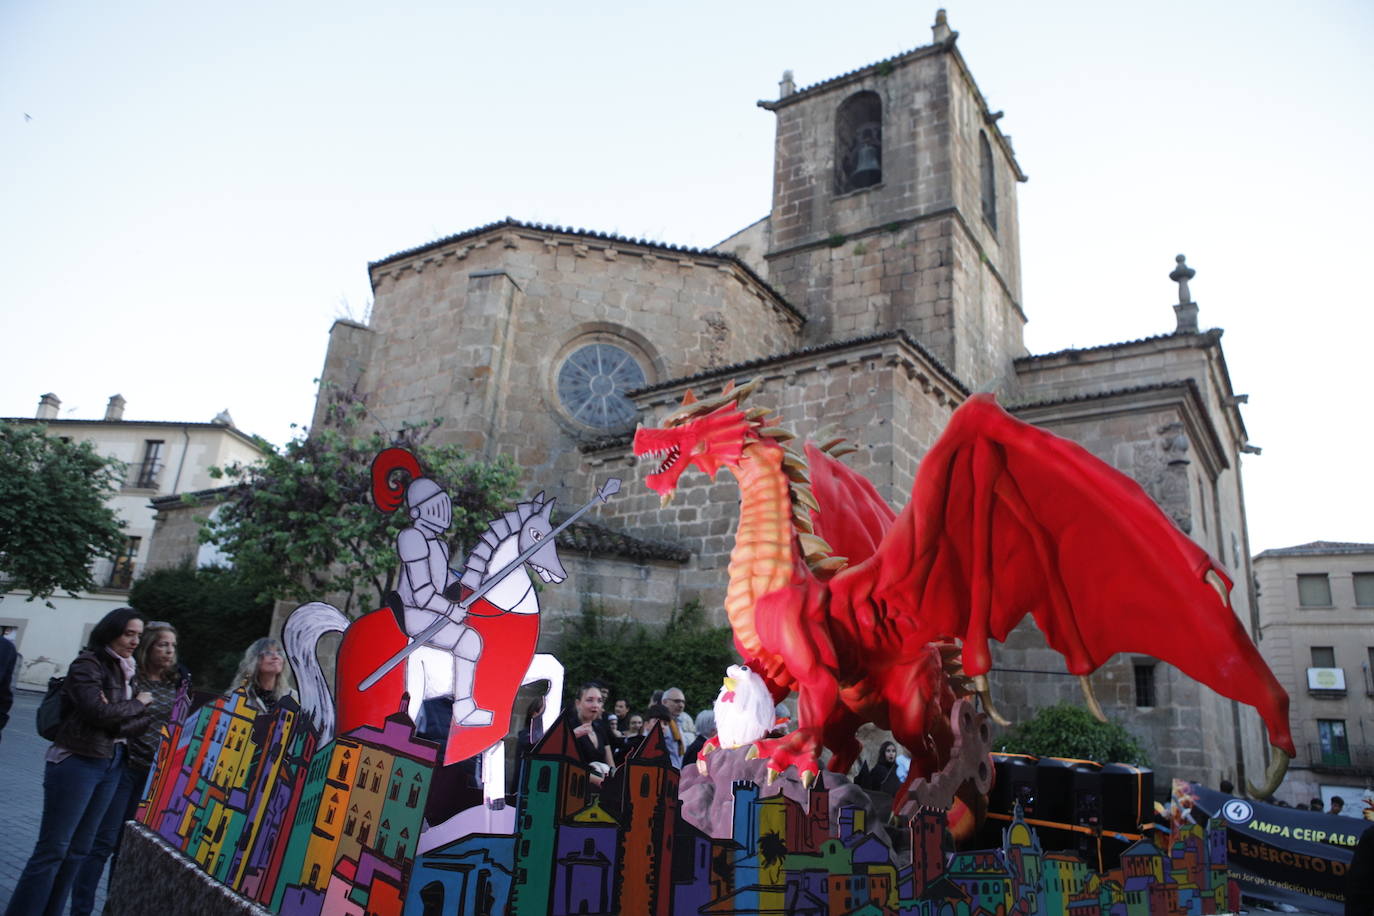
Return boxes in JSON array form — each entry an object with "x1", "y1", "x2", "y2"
[{"x1": 639, "y1": 444, "x2": 682, "y2": 477}]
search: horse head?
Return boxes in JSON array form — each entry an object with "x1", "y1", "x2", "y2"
[{"x1": 519, "y1": 492, "x2": 567, "y2": 584}]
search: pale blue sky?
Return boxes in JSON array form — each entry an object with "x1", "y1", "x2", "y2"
[{"x1": 2, "y1": 0, "x2": 1370, "y2": 554}]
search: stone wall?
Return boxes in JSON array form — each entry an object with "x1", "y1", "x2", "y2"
[
  {"x1": 145, "y1": 493, "x2": 223, "y2": 573},
  {"x1": 345, "y1": 225, "x2": 802, "y2": 509},
  {"x1": 759, "y1": 42, "x2": 1025, "y2": 392},
  {"x1": 107, "y1": 822, "x2": 268, "y2": 916}
]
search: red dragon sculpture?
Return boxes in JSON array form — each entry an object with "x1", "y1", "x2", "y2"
[{"x1": 633, "y1": 380, "x2": 1293, "y2": 837}]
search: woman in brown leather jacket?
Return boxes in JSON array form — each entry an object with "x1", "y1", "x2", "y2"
[{"x1": 4, "y1": 608, "x2": 153, "y2": 916}]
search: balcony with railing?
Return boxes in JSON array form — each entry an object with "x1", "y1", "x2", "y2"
[
  {"x1": 1306, "y1": 743, "x2": 1374, "y2": 776},
  {"x1": 106, "y1": 556, "x2": 136, "y2": 590},
  {"x1": 127, "y1": 458, "x2": 163, "y2": 490}
]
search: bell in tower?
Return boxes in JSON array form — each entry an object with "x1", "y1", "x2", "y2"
[
  {"x1": 834, "y1": 92, "x2": 883, "y2": 194},
  {"x1": 848, "y1": 126, "x2": 882, "y2": 190}
]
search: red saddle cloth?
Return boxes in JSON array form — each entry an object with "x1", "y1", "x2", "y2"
[{"x1": 333, "y1": 596, "x2": 540, "y2": 764}]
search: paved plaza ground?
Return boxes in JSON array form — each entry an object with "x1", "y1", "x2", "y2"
[{"x1": 0, "y1": 689, "x2": 110, "y2": 914}]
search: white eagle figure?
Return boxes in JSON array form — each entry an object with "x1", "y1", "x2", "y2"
[{"x1": 698, "y1": 663, "x2": 778, "y2": 773}]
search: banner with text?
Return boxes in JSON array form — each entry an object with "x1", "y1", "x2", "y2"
[{"x1": 1186, "y1": 782, "x2": 1369, "y2": 913}]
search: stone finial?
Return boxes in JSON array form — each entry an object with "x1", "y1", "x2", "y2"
[
  {"x1": 104, "y1": 394, "x2": 126, "y2": 422},
  {"x1": 779, "y1": 69, "x2": 796, "y2": 98},
  {"x1": 212, "y1": 409, "x2": 234, "y2": 427},
  {"x1": 36, "y1": 392, "x2": 60, "y2": 420},
  {"x1": 1169, "y1": 254, "x2": 1199, "y2": 334},
  {"x1": 933, "y1": 9, "x2": 954, "y2": 43}
]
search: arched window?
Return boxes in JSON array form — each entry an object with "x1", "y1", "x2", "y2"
[
  {"x1": 836, "y1": 91, "x2": 883, "y2": 193},
  {"x1": 980, "y1": 132, "x2": 997, "y2": 230}
]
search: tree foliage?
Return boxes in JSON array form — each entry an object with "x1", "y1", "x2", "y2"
[
  {"x1": 993, "y1": 703, "x2": 1150, "y2": 766},
  {"x1": 0, "y1": 422, "x2": 127, "y2": 603},
  {"x1": 202, "y1": 388, "x2": 521, "y2": 616},
  {"x1": 558, "y1": 601, "x2": 738, "y2": 715},
  {"x1": 128, "y1": 563, "x2": 276, "y2": 690}
]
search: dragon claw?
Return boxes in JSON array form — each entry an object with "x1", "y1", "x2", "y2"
[
  {"x1": 800, "y1": 770, "x2": 816, "y2": 790},
  {"x1": 973, "y1": 674, "x2": 1012, "y2": 727},
  {"x1": 745, "y1": 745, "x2": 760, "y2": 760},
  {"x1": 1079, "y1": 676, "x2": 1108, "y2": 723},
  {"x1": 766, "y1": 769, "x2": 780, "y2": 786}
]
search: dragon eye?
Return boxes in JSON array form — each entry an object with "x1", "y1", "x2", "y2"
[
  {"x1": 740, "y1": 665, "x2": 749, "y2": 673},
  {"x1": 528, "y1": 528, "x2": 543, "y2": 541}
]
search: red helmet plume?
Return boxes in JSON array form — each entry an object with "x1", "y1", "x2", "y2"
[{"x1": 371, "y1": 448, "x2": 423, "y2": 512}]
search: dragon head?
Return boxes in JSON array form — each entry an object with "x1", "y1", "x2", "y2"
[{"x1": 633, "y1": 380, "x2": 759, "y2": 506}]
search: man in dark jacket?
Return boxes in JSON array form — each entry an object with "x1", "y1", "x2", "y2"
[{"x1": 0, "y1": 632, "x2": 16, "y2": 743}]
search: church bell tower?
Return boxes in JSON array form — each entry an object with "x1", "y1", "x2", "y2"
[{"x1": 758, "y1": 10, "x2": 1028, "y2": 390}]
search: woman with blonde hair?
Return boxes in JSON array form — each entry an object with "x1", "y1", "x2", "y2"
[{"x1": 232, "y1": 636, "x2": 295, "y2": 713}]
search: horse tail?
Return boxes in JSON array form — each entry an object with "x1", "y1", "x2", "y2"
[{"x1": 283, "y1": 601, "x2": 348, "y2": 742}]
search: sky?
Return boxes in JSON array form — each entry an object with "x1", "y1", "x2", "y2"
[{"x1": 2, "y1": 0, "x2": 1370, "y2": 555}]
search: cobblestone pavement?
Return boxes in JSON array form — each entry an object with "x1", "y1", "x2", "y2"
[{"x1": 0, "y1": 689, "x2": 109, "y2": 914}]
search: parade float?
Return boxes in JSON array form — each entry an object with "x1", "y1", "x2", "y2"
[{"x1": 106, "y1": 383, "x2": 1366, "y2": 915}]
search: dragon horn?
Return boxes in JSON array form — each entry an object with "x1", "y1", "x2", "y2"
[
  {"x1": 1246, "y1": 749, "x2": 1291, "y2": 800},
  {"x1": 731, "y1": 377, "x2": 763, "y2": 403},
  {"x1": 681, "y1": 389, "x2": 698, "y2": 405}
]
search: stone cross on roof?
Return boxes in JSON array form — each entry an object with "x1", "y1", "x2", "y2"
[{"x1": 1169, "y1": 254, "x2": 1199, "y2": 334}]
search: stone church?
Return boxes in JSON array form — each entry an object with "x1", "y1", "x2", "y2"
[{"x1": 311, "y1": 13, "x2": 1268, "y2": 793}]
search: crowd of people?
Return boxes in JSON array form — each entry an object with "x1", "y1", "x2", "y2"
[
  {"x1": 515, "y1": 682, "x2": 806, "y2": 791},
  {"x1": 2, "y1": 607, "x2": 296, "y2": 916}
]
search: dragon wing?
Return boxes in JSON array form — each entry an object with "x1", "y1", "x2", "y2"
[
  {"x1": 829, "y1": 393, "x2": 1294, "y2": 757},
  {"x1": 804, "y1": 441, "x2": 897, "y2": 566}
]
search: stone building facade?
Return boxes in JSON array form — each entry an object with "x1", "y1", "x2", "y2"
[
  {"x1": 307, "y1": 13, "x2": 1270, "y2": 792},
  {"x1": 1252, "y1": 542, "x2": 1374, "y2": 814}
]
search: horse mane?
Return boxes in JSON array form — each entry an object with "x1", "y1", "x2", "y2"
[{"x1": 459, "y1": 496, "x2": 548, "y2": 591}]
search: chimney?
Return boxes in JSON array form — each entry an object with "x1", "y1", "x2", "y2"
[
  {"x1": 932, "y1": 9, "x2": 954, "y2": 43},
  {"x1": 36, "y1": 393, "x2": 60, "y2": 420},
  {"x1": 778, "y1": 69, "x2": 796, "y2": 98},
  {"x1": 105, "y1": 394, "x2": 126, "y2": 422}
]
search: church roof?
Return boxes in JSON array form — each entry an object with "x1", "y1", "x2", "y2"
[
  {"x1": 1014, "y1": 329, "x2": 1215, "y2": 365},
  {"x1": 1254, "y1": 541, "x2": 1374, "y2": 559},
  {"x1": 367, "y1": 217, "x2": 805, "y2": 325},
  {"x1": 1, "y1": 414, "x2": 264, "y2": 450},
  {"x1": 630, "y1": 329, "x2": 968, "y2": 400},
  {"x1": 556, "y1": 518, "x2": 691, "y2": 564},
  {"x1": 1006, "y1": 379, "x2": 1202, "y2": 413}
]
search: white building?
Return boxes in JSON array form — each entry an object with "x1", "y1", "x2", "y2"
[
  {"x1": 1, "y1": 393, "x2": 267, "y2": 689},
  {"x1": 1254, "y1": 541, "x2": 1374, "y2": 815}
]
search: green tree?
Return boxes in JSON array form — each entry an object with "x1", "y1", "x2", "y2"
[
  {"x1": 993, "y1": 703, "x2": 1150, "y2": 765},
  {"x1": 0, "y1": 421, "x2": 127, "y2": 603},
  {"x1": 202, "y1": 387, "x2": 521, "y2": 616},
  {"x1": 558, "y1": 601, "x2": 737, "y2": 716},
  {"x1": 128, "y1": 563, "x2": 275, "y2": 690}
]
